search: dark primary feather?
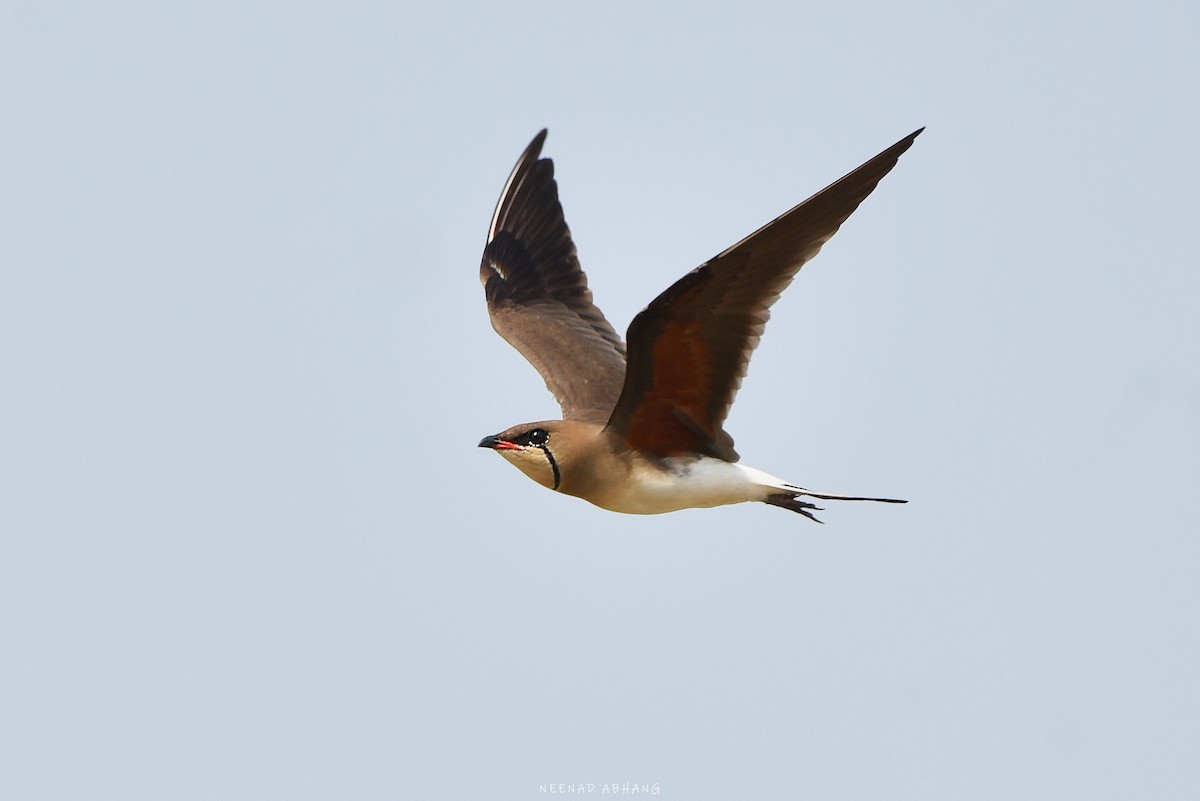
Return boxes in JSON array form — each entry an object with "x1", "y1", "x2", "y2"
[
  {"x1": 606, "y1": 129, "x2": 924, "y2": 460},
  {"x1": 480, "y1": 130, "x2": 627, "y2": 424}
]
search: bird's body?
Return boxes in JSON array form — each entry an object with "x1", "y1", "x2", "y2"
[
  {"x1": 597, "y1": 459, "x2": 793, "y2": 516},
  {"x1": 477, "y1": 129, "x2": 921, "y2": 521},
  {"x1": 485, "y1": 420, "x2": 778, "y2": 512}
]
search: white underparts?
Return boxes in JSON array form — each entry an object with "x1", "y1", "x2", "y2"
[{"x1": 593, "y1": 458, "x2": 790, "y2": 515}]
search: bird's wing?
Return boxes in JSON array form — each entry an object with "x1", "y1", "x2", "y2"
[
  {"x1": 480, "y1": 130, "x2": 628, "y2": 424},
  {"x1": 606, "y1": 129, "x2": 923, "y2": 460}
]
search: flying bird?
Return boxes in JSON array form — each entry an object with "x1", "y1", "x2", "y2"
[{"x1": 478, "y1": 129, "x2": 920, "y2": 521}]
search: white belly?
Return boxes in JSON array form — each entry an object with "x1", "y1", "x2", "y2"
[{"x1": 592, "y1": 458, "x2": 786, "y2": 515}]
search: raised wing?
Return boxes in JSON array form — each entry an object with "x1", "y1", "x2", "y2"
[
  {"x1": 480, "y1": 130, "x2": 627, "y2": 424},
  {"x1": 606, "y1": 129, "x2": 923, "y2": 460}
]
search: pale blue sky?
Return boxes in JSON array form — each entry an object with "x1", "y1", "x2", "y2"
[{"x1": 3, "y1": 1, "x2": 1198, "y2": 798}]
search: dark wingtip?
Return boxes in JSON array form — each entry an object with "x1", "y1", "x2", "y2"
[
  {"x1": 887, "y1": 128, "x2": 923, "y2": 159},
  {"x1": 528, "y1": 128, "x2": 548, "y2": 156}
]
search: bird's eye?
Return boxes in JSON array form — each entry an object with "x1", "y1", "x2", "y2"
[{"x1": 527, "y1": 428, "x2": 549, "y2": 446}]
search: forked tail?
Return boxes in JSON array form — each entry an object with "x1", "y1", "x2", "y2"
[{"x1": 763, "y1": 487, "x2": 907, "y2": 523}]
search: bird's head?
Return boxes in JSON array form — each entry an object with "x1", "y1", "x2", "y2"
[
  {"x1": 478, "y1": 420, "x2": 605, "y2": 492},
  {"x1": 477, "y1": 421, "x2": 566, "y2": 490}
]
